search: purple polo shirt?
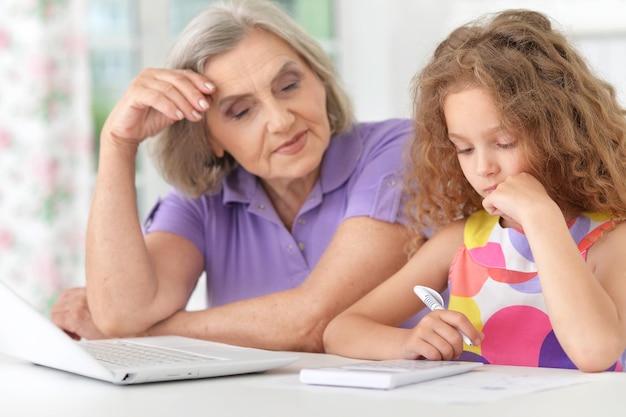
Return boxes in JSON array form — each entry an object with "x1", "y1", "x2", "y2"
[{"x1": 144, "y1": 119, "x2": 418, "y2": 308}]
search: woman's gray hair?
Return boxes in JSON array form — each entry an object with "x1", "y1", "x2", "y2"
[{"x1": 149, "y1": 0, "x2": 354, "y2": 198}]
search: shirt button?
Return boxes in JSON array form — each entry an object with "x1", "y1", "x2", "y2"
[
  {"x1": 257, "y1": 204, "x2": 266, "y2": 210},
  {"x1": 286, "y1": 244, "x2": 294, "y2": 253},
  {"x1": 298, "y1": 242, "x2": 305, "y2": 251},
  {"x1": 386, "y1": 180, "x2": 396, "y2": 187},
  {"x1": 298, "y1": 218, "x2": 306, "y2": 225}
]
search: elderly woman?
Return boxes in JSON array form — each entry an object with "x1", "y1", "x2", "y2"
[{"x1": 51, "y1": 0, "x2": 427, "y2": 352}]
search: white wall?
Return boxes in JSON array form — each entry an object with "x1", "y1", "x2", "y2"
[{"x1": 336, "y1": 0, "x2": 626, "y2": 121}]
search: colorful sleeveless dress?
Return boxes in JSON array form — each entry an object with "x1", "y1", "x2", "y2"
[{"x1": 448, "y1": 210, "x2": 623, "y2": 371}]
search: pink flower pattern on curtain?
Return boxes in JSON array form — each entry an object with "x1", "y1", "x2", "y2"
[{"x1": 0, "y1": 0, "x2": 93, "y2": 313}]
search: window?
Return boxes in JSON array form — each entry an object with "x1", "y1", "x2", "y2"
[{"x1": 88, "y1": 0, "x2": 139, "y2": 157}]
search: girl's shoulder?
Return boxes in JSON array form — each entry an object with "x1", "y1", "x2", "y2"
[
  {"x1": 585, "y1": 216, "x2": 626, "y2": 287},
  {"x1": 576, "y1": 212, "x2": 626, "y2": 250},
  {"x1": 585, "y1": 214, "x2": 626, "y2": 250}
]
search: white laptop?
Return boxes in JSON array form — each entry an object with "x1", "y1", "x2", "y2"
[{"x1": 0, "y1": 279, "x2": 299, "y2": 385}]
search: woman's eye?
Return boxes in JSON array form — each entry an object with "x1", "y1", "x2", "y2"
[
  {"x1": 281, "y1": 81, "x2": 299, "y2": 92},
  {"x1": 232, "y1": 109, "x2": 249, "y2": 119},
  {"x1": 227, "y1": 104, "x2": 250, "y2": 120},
  {"x1": 230, "y1": 109, "x2": 248, "y2": 120},
  {"x1": 275, "y1": 70, "x2": 302, "y2": 94}
]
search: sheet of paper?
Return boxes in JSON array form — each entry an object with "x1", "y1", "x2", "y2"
[{"x1": 257, "y1": 365, "x2": 596, "y2": 404}]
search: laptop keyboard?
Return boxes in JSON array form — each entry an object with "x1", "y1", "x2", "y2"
[{"x1": 81, "y1": 340, "x2": 217, "y2": 367}]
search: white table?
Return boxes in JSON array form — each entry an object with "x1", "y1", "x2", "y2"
[{"x1": 1, "y1": 351, "x2": 624, "y2": 416}]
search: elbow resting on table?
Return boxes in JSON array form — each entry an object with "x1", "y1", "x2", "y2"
[
  {"x1": 267, "y1": 293, "x2": 337, "y2": 353},
  {"x1": 90, "y1": 307, "x2": 151, "y2": 338},
  {"x1": 282, "y1": 312, "x2": 329, "y2": 353},
  {"x1": 321, "y1": 314, "x2": 348, "y2": 355},
  {"x1": 567, "y1": 341, "x2": 625, "y2": 373},
  {"x1": 573, "y1": 357, "x2": 619, "y2": 373}
]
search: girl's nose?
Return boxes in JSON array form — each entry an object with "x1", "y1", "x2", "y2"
[{"x1": 476, "y1": 151, "x2": 498, "y2": 177}]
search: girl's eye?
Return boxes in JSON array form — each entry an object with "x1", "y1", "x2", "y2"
[
  {"x1": 456, "y1": 147, "x2": 473, "y2": 154},
  {"x1": 499, "y1": 141, "x2": 518, "y2": 149}
]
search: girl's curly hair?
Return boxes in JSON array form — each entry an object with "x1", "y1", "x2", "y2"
[{"x1": 405, "y1": 9, "x2": 626, "y2": 255}]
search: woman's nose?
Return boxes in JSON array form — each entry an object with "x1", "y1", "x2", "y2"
[{"x1": 266, "y1": 100, "x2": 294, "y2": 133}]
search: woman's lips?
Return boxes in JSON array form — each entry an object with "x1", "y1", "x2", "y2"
[{"x1": 274, "y1": 130, "x2": 308, "y2": 155}]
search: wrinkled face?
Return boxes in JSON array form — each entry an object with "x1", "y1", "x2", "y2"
[
  {"x1": 203, "y1": 29, "x2": 330, "y2": 189},
  {"x1": 444, "y1": 87, "x2": 526, "y2": 198}
]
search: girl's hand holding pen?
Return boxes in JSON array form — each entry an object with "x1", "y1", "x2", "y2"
[{"x1": 413, "y1": 285, "x2": 482, "y2": 359}]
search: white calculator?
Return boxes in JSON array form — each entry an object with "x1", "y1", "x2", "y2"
[{"x1": 299, "y1": 359, "x2": 483, "y2": 390}]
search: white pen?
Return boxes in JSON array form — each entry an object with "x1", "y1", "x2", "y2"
[{"x1": 413, "y1": 285, "x2": 474, "y2": 346}]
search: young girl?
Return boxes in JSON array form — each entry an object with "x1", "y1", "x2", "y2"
[{"x1": 323, "y1": 9, "x2": 626, "y2": 372}]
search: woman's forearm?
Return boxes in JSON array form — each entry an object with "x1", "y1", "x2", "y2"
[
  {"x1": 145, "y1": 287, "x2": 329, "y2": 351},
  {"x1": 86, "y1": 135, "x2": 160, "y2": 335},
  {"x1": 149, "y1": 217, "x2": 412, "y2": 351}
]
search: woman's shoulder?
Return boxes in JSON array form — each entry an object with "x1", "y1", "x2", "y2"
[
  {"x1": 332, "y1": 119, "x2": 412, "y2": 158},
  {"x1": 323, "y1": 119, "x2": 411, "y2": 168},
  {"x1": 158, "y1": 186, "x2": 226, "y2": 215},
  {"x1": 342, "y1": 118, "x2": 412, "y2": 141}
]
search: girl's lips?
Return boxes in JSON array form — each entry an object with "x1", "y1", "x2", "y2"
[
  {"x1": 274, "y1": 130, "x2": 308, "y2": 155},
  {"x1": 484, "y1": 185, "x2": 497, "y2": 194}
]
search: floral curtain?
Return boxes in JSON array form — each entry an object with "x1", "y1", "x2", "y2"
[{"x1": 0, "y1": 0, "x2": 92, "y2": 314}]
